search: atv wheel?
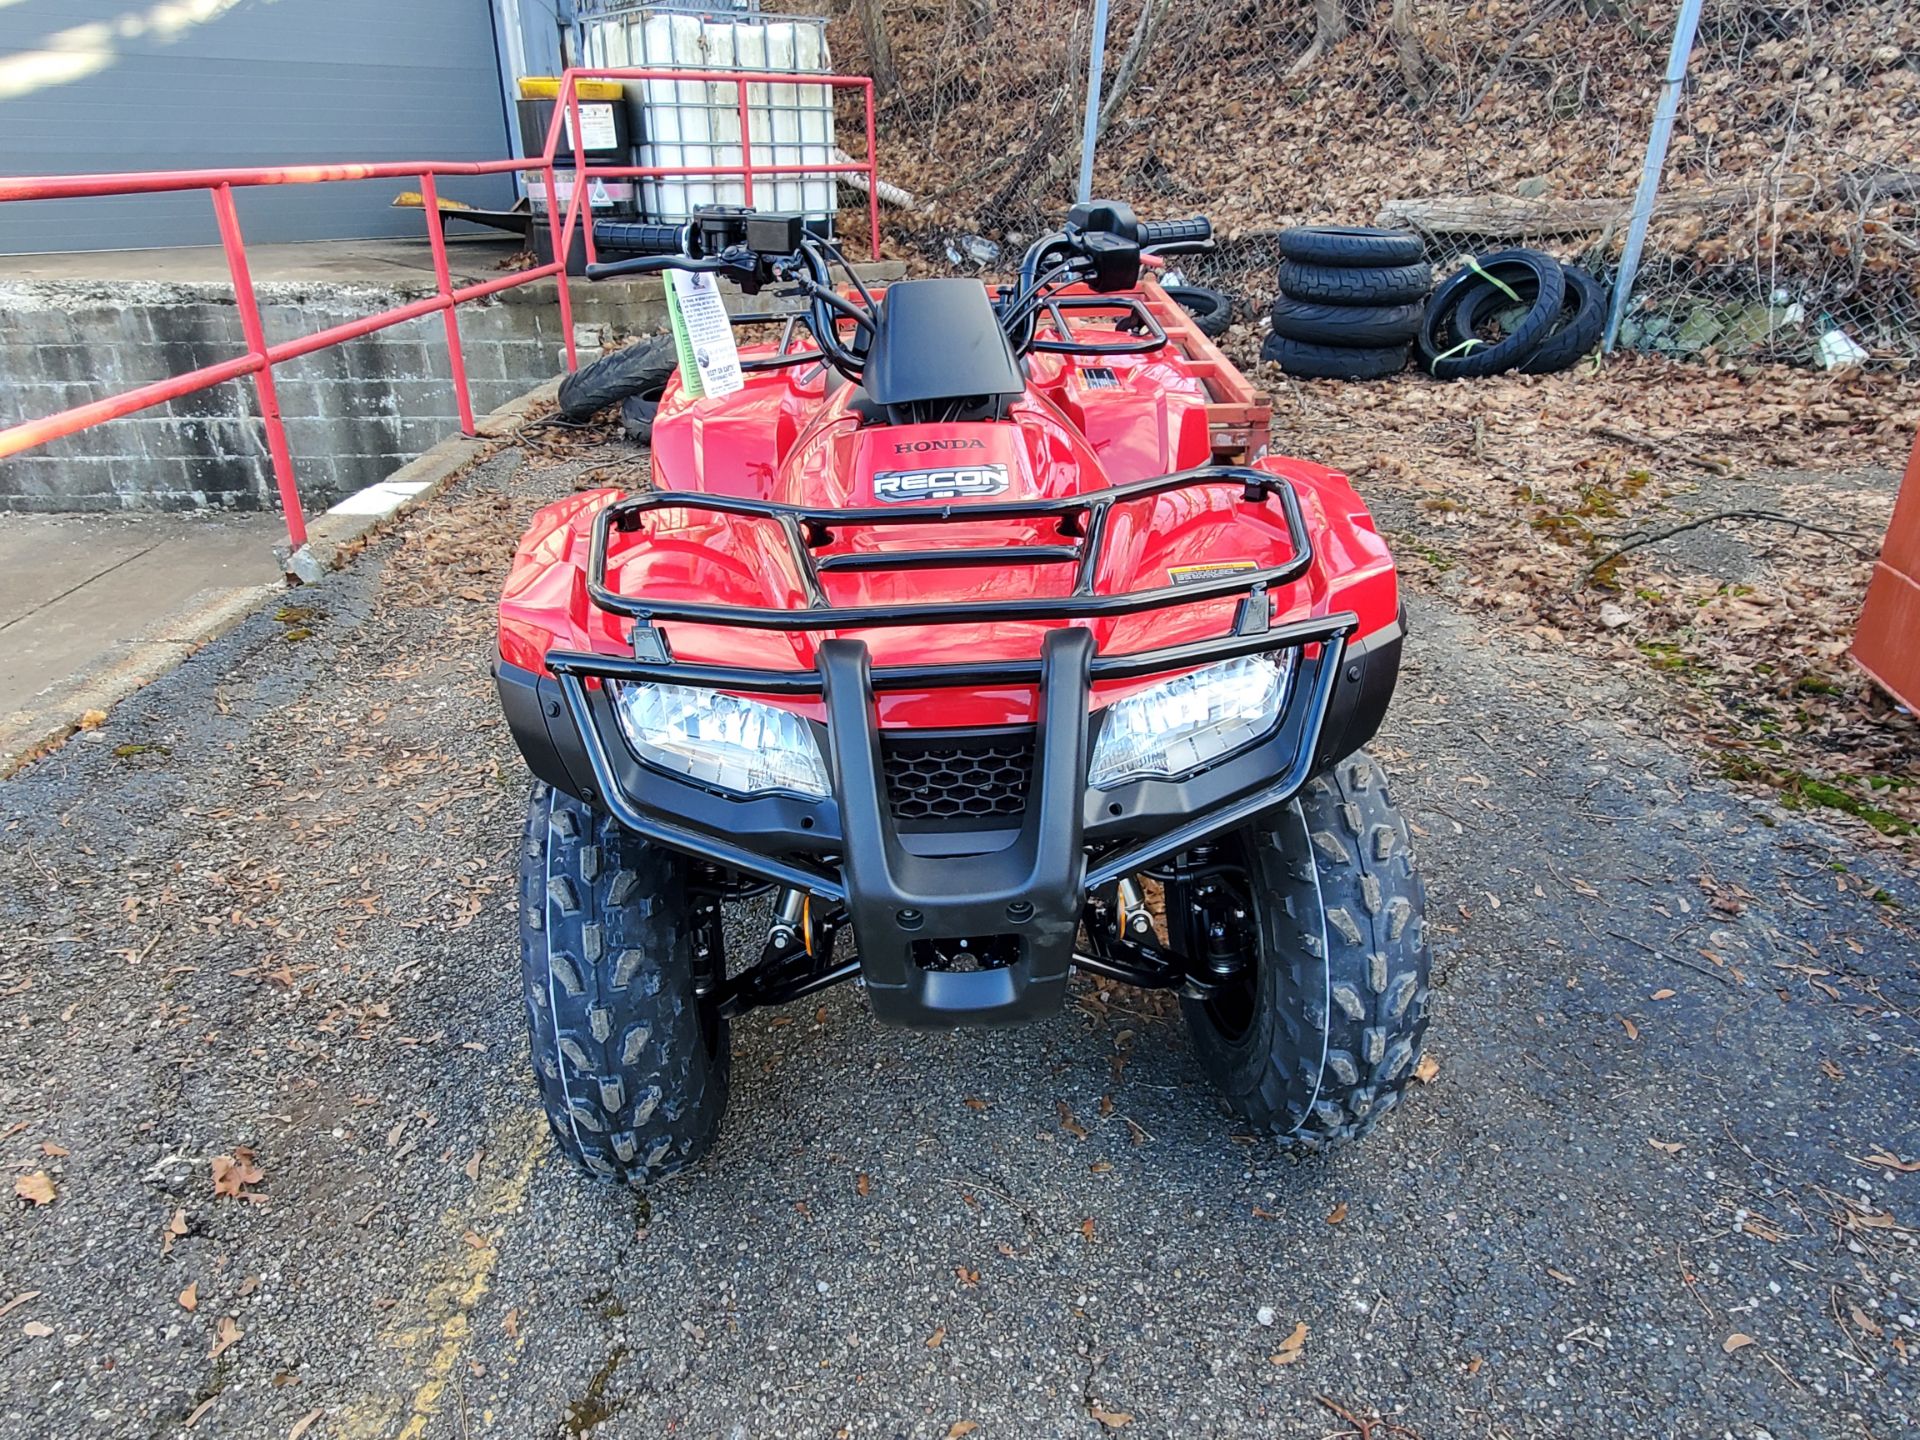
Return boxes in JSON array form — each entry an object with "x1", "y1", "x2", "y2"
[
  {"x1": 520, "y1": 782, "x2": 730, "y2": 1186},
  {"x1": 1177, "y1": 752, "x2": 1430, "y2": 1151}
]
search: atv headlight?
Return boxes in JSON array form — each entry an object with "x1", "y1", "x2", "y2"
[
  {"x1": 612, "y1": 683, "x2": 830, "y2": 798},
  {"x1": 1089, "y1": 653, "x2": 1295, "y2": 788}
]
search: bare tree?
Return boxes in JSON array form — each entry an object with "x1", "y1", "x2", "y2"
[
  {"x1": 1390, "y1": 0, "x2": 1434, "y2": 101},
  {"x1": 851, "y1": 0, "x2": 898, "y2": 93},
  {"x1": 1288, "y1": 0, "x2": 1350, "y2": 78}
]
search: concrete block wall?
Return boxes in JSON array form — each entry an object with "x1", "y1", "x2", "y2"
[{"x1": 0, "y1": 279, "x2": 669, "y2": 516}]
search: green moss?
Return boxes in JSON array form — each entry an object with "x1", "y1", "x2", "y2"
[{"x1": 1718, "y1": 756, "x2": 1917, "y2": 837}]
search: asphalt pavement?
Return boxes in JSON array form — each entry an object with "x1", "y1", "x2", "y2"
[{"x1": 1, "y1": 451, "x2": 1914, "y2": 1440}]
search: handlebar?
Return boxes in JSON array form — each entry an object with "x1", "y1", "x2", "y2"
[
  {"x1": 1140, "y1": 216, "x2": 1212, "y2": 249},
  {"x1": 593, "y1": 220, "x2": 687, "y2": 256}
]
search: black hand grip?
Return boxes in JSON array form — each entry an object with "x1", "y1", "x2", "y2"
[
  {"x1": 1139, "y1": 217, "x2": 1212, "y2": 248},
  {"x1": 592, "y1": 221, "x2": 686, "y2": 256}
]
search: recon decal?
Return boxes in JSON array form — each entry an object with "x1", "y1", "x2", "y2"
[
  {"x1": 872, "y1": 464, "x2": 1011, "y2": 503},
  {"x1": 1168, "y1": 559, "x2": 1258, "y2": 585}
]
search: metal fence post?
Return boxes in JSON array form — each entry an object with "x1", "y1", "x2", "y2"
[
  {"x1": 1604, "y1": 0, "x2": 1706, "y2": 351},
  {"x1": 1075, "y1": 0, "x2": 1112, "y2": 205}
]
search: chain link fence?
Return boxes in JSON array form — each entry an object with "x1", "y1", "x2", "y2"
[{"x1": 814, "y1": 0, "x2": 1917, "y2": 366}]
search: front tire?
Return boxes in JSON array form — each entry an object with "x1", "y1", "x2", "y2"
[
  {"x1": 519, "y1": 783, "x2": 730, "y2": 1186},
  {"x1": 1180, "y1": 752, "x2": 1430, "y2": 1151}
]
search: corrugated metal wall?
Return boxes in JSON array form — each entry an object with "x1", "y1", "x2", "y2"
[{"x1": 0, "y1": 0, "x2": 520, "y2": 254}]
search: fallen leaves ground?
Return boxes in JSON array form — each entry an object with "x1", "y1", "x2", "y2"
[{"x1": 1240, "y1": 346, "x2": 1920, "y2": 847}]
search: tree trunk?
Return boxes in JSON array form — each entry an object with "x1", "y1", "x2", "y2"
[
  {"x1": 852, "y1": 0, "x2": 898, "y2": 93},
  {"x1": 1390, "y1": 0, "x2": 1432, "y2": 102},
  {"x1": 1288, "y1": 0, "x2": 1350, "y2": 78}
]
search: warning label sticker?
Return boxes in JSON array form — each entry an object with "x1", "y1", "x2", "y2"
[{"x1": 1167, "y1": 560, "x2": 1258, "y2": 586}]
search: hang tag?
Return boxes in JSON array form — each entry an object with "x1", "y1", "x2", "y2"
[{"x1": 667, "y1": 269, "x2": 743, "y2": 400}]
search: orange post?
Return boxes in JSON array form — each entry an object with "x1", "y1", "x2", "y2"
[{"x1": 1853, "y1": 428, "x2": 1920, "y2": 711}]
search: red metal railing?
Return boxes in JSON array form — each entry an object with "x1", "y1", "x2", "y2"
[{"x1": 0, "y1": 66, "x2": 879, "y2": 560}]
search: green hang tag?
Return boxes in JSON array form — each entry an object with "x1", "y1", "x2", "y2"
[
  {"x1": 662, "y1": 274, "x2": 704, "y2": 401},
  {"x1": 1465, "y1": 256, "x2": 1522, "y2": 304}
]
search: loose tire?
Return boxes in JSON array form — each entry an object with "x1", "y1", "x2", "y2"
[
  {"x1": 1452, "y1": 262, "x2": 1605, "y2": 376},
  {"x1": 619, "y1": 391, "x2": 663, "y2": 446},
  {"x1": 1260, "y1": 333, "x2": 1409, "y2": 380},
  {"x1": 1276, "y1": 258, "x2": 1433, "y2": 307},
  {"x1": 556, "y1": 335, "x2": 678, "y2": 422},
  {"x1": 1163, "y1": 284, "x2": 1233, "y2": 339},
  {"x1": 1270, "y1": 296, "x2": 1425, "y2": 347},
  {"x1": 1417, "y1": 249, "x2": 1566, "y2": 379},
  {"x1": 1277, "y1": 225, "x2": 1424, "y2": 268},
  {"x1": 1180, "y1": 752, "x2": 1431, "y2": 1151},
  {"x1": 520, "y1": 783, "x2": 730, "y2": 1186}
]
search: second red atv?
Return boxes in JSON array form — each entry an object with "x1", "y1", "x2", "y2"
[{"x1": 496, "y1": 203, "x2": 1429, "y2": 1186}]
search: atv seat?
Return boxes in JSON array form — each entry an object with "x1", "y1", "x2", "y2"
[{"x1": 861, "y1": 278, "x2": 1025, "y2": 422}]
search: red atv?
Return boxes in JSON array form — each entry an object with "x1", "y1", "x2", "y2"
[{"x1": 496, "y1": 204, "x2": 1428, "y2": 1186}]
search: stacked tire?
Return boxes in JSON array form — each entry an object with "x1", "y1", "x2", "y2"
[
  {"x1": 1416, "y1": 249, "x2": 1606, "y2": 379},
  {"x1": 1261, "y1": 227, "x2": 1432, "y2": 380}
]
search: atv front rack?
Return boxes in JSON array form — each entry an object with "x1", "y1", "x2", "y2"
[
  {"x1": 533, "y1": 465, "x2": 1361, "y2": 902},
  {"x1": 582, "y1": 464, "x2": 1313, "y2": 639}
]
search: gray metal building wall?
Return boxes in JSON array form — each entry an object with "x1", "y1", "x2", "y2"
[{"x1": 0, "y1": 0, "x2": 520, "y2": 254}]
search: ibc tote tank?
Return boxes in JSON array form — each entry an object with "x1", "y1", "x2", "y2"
[{"x1": 618, "y1": 10, "x2": 837, "y2": 228}]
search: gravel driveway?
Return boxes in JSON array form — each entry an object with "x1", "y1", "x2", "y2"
[{"x1": 2, "y1": 450, "x2": 1915, "y2": 1440}]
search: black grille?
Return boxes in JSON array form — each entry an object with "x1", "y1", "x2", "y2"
[{"x1": 880, "y1": 728, "x2": 1034, "y2": 824}]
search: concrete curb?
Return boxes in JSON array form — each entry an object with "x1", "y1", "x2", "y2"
[
  {"x1": 2, "y1": 377, "x2": 559, "y2": 778},
  {"x1": 281, "y1": 376, "x2": 563, "y2": 581}
]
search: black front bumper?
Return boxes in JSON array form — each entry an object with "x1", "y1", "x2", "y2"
[{"x1": 496, "y1": 612, "x2": 1399, "y2": 1028}]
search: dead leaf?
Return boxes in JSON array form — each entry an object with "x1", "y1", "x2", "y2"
[
  {"x1": 210, "y1": 1149, "x2": 265, "y2": 1201},
  {"x1": 463, "y1": 1148, "x2": 484, "y2": 1181},
  {"x1": 1089, "y1": 1161, "x2": 1113, "y2": 1174},
  {"x1": 1090, "y1": 1406, "x2": 1134, "y2": 1430},
  {"x1": 1849, "y1": 1303, "x2": 1883, "y2": 1338},
  {"x1": 963, "y1": 1097, "x2": 987, "y2": 1112},
  {"x1": 1651, "y1": 988, "x2": 1676, "y2": 1000},
  {"x1": 1858, "y1": 1148, "x2": 1920, "y2": 1174},
  {"x1": 954, "y1": 1266, "x2": 979, "y2": 1287},
  {"x1": 1412, "y1": 1053, "x2": 1440, "y2": 1084},
  {"x1": 1546, "y1": 1267, "x2": 1575, "y2": 1285},
  {"x1": 209, "y1": 1315, "x2": 242, "y2": 1359},
  {"x1": 946, "y1": 1423, "x2": 978, "y2": 1439},
  {"x1": 288, "y1": 1410, "x2": 324, "y2": 1440},
  {"x1": 1080, "y1": 1217, "x2": 1096, "y2": 1241},
  {"x1": 503, "y1": 1308, "x2": 521, "y2": 1340},
  {"x1": 1056, "y1": 1100, "x2": 1088, "y2": 1140},
  {"x1": 1327, "y1": 1201, "x2": 1348, "y2": 1224},
  {"x1": 1269, "y1": 1321, "x2": 1308, "y2": 1365},
  {"x1": 178, "y1": 1283, "x2": 198, "y2": 1312},
  {"x1": 163, "y1": 1208, "x2": 188, "y2": 1256},
  {"x1": 927, "y1": 1326, "x2": 946, "y2": 1348},
  {"x1": 1620, "y1": 1015, "x2": 1640, "y2": 1041},
  {"x1": 14, "y1": 1172, "x2": 55, "y2": 1206},
  {"x1": 22, "y1": 1321, "x2": 53, "y2": 1339},
  {"x1": 0, "y1": 1292, "x2": 40, "y2": 1322},
  {"x1": 1723, "y1": 1332, "x2": 1755, "y2": 1353},
  {"x1": 1649, "y1": 1138, "x2": 1684, "y2": 1155},
  {"x1": 856, "y1": 1173, "x2": 872, "y2": 1197},
  {"x1": 39, "y1": 1142, "x2": 69, "y2": 1158},
  {"x1": 78, "y1": 709, "x2": 107, "y2": 730}
]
